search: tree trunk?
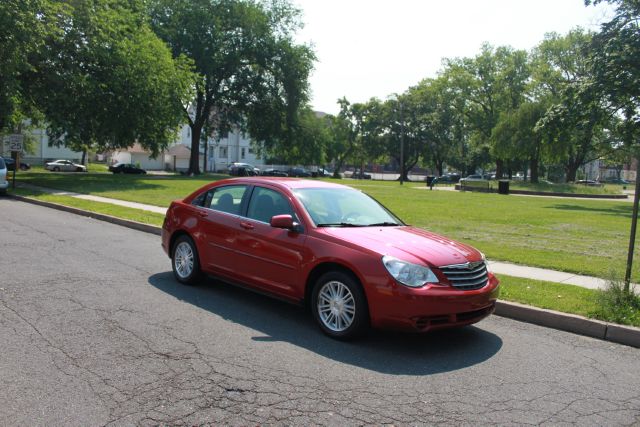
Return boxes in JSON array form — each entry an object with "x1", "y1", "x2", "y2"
[
  {"x1": 436, "y1": 160, "x2": 444, "y2": 177},
  {"x1": 495, "y1": 159, "x2": 504, "y2": 179},
  {"x1": 203, "y1": 137, "x2": 208, "y2": 173},
  {"x1": 565, "y1": 163, "x2": 579, "y2": 182},
  {"x1": 81, "y1": 149, "x2": 87, "y2": 166},
  {"x1": 529, "y1": 157, "x2": 539, "y2": 183},
  {"x1": 189, "y1": 125, "x2": 202, "y2": 175}
]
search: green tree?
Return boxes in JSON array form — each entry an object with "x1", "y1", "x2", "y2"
[
  {"x1": 148, "y1": 0, "x2": 315, "y2": 174},
  {"x1": 327, "y1": 98, "x2": 362, "y2": 178},
  {"x1": 492, "y1": 102, "x2": 548, "y2": 182},
  {"x1": 533, "y1": 29, "x2": 611, "y2": 182},
  {"x1": 0, "y1": 0, "x2": 64, "y2": 132},
  {"x1": 32, "y1": 0, "x2": 192, "y2": 160},
  {"x1": 263, "y1": 108, "x2": 330, "y2": 165},
  {"x1": 586, "y1": 0, "x2": 640, "y2": 289},
  {"x1": 443, "y1": 44, "x2": 530, "y2": 178},
  {"x1": 408, "y1": 77, "x2": 460, "y2": 176}
]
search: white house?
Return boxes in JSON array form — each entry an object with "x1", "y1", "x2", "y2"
[
  {"x1": 177, "y1": 125, "x2": 262, "y2": 172},
  {"x1": 3, "y1": 128, "x2": 84, "y2": 165}
]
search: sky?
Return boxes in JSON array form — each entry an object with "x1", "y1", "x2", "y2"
[{"x1": 292, "y1": 0, "x2": 613, "y2": 115}]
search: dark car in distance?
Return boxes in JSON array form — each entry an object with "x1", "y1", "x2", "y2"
[
  {"x1": 351, "y1": 169, "x2": 372, "y2": 179},
  {"x1": 161, "y1": 178, "x2": 499, "y2": 340},
  {"x1": 287, "y1": 167, "x2": 312, "y2": 177},
  {"x1": 109, "y1": 163, "x2": 147, "y2": 174},
  {"x1": 3, "y1": 157, "x2": 31, "y2": 171},
  {"x1": 262, "y1": 168, "x2": 288, "y2": 177},
  {"x1": 229, "y1": 162, "x2": 260, "y2": 176}
]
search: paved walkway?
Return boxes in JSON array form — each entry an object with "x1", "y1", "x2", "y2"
[
  {"x1": 16, "y1": 183, "x2": 632, "y2": 291},
  {"x1": 18, "y1": 183, "x2": 167, "y2": 214}
]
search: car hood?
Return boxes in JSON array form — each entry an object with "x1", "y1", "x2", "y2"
[{"x1": 320, "y1": 225, "x2": 482, "y2": 267}]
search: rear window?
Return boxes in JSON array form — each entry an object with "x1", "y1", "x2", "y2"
[{"x1": 0, "y1": 157, "x2": 5, "y2": 169}]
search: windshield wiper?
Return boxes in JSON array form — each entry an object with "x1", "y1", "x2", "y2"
[
  {"x1": 316, "y1": 222, "x2": 365, "y2": 227},
  {"x1": 367, "y1": 222, "x2": 400, "y2": 227}
]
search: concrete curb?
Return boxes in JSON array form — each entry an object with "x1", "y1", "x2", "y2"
[
  {"x1": 496, "y1": 301, "x2": 640, "y2": 348},
  {"x1": 10, "y1": 194, "x2": 161, "y2": 236},
  {"x1": 7, "y1": 194, "x2": 640, "y2": 348}
]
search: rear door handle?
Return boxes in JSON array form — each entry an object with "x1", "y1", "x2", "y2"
[{"x1": 240, "y1": 222, "x2": 254, "y2": 230}]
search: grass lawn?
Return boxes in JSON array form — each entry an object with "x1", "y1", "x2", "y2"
[
  {"x1": 499, "y1": 274, "x2": 640, "y2": 327},
  {"x1": 11, "y1": 169, "x2": 640, "y2": 281}
]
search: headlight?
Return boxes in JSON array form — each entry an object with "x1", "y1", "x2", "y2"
[
  {"x1": 382, "y1": 255, "x2": 439, "y2": 288},
  {"x1": 480, "y1": 252, "x2": 491, "y2": 272}
]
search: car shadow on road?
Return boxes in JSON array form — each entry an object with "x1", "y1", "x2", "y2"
[{"x1": 148, "y1": 272, "x2": 503, "y2": 376}]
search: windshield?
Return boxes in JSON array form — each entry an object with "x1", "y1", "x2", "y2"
[{"x1": 293, "y1": 187, "x2": 403, "y2": 227}]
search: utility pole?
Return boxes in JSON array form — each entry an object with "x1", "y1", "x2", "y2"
[
  {"x1": 400, "y1": 99, "x2": 404, "y2": 186},
  {"x1": 624, "y1": 155, "x2": 640, "y2": 291}
]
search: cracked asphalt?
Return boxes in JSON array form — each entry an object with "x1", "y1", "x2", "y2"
[{"x1": 1, "y1": 198, "x2": 640, "y2": 426}]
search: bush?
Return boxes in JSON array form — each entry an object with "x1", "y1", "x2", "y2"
[{"x1": 590, "y1": 275, "x2": 640, "y2": 326}]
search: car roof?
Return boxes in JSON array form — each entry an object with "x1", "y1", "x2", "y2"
[{"x1": 228, "y1": 177, "x2": 348, "y2": 190}]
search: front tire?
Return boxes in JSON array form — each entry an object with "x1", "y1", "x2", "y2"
[
  {"x1": 311, "y1": 271, "x2": 369, "y2": 340},
  {"x1": 171, "y1": 235, "x2": 203, "y2": 285}
]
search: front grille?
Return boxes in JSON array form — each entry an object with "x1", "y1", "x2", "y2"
[{"x1": 440, "y1": 261, "x2": 488, "y2": 290}]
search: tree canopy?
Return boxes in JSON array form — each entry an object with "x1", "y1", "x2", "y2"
[{"x1": 148, "y1": 0, "x2": 315, "y2": 174}]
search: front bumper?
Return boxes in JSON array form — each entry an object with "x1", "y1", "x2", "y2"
[{"x1": 367, "y1": 273, "x2": 500, "y2": 332}]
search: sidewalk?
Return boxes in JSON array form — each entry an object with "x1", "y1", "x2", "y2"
[{"x1": 17, "y1": 183, "x2": 167, "y2": 214}]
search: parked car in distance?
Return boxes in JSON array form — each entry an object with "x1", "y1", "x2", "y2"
[
  {"x1": 0, "y1": 156, "x2": 8, "y2": 195},
  {"x1": 604, "y1": 177, "x2": 629, "y2": 185},
  {"x1": 287, "y1": 167, "x2": 312, "y2": 177},
  {"x1": 109, "y1": 163, "x2": 147, "y2": 174},
  {"x1": 351, "y1": 169, "x2": 372, "y2": 179},
  {"x1": 3, "y1": 157, "x2": 31, "y2": 171},
  {"x1": 229, "y1": 162, "x2": 260, "y2": 176},
  {"x1": 45, "y1": 159, "x2": 87, "y2": 172},
  {"x1": 262, "y1": 168, "x2": 288, "y2": 177},
  {"x1": 317, "y1": 168, "x2": 334, "y2": 177},
  {"x1": 460, "y1": 174, "x2": 486, "y2": 182},
  {"x1": 162, "y1": 178, "x2": 499, "y2": 340},
  {"x1": 436, "y1": 173, "x2": 461, "y2": 184}
]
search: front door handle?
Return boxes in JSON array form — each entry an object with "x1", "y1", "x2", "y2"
[
  {"x1": 197, "y1": 210, "x2": 208, "y2": 217},
  {"x1": 240, "y1": 222, "x2": 254, "y2": 230}
]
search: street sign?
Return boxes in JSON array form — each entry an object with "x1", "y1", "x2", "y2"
[{"x1": 3, "y1": 134, "x2": 23, "y2": 152}]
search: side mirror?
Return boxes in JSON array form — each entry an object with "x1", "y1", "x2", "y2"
[{"x1": 270, "y1": 214, "x2": 300, "y2": 232}]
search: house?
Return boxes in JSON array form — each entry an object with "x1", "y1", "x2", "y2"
[
  {"x1": 177, "y1": 125, "x2": 262, "y2": 172},
  {"x1": 2, "y1": 128, "x2": 84, "y2": 165},
  {"x1": 110, "y1": 143, "x2": 165, "y2": 170}
]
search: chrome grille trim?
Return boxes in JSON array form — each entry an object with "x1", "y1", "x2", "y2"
[{"x1": 440, "y1": 261, "x2": 488, "y2": 290}]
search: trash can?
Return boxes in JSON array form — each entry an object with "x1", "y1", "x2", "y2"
[
  {"x1": 426, "y1": 175, "x2": 436, "y2": 186},
  {"x1": 498, "y1": 179, "x2": 510, "y2": 195}
]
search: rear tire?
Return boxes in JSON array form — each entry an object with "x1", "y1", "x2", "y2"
[
  {"x1": 53, "y1": 167, "x2": 60, "y2": 172},
  {"x1": 311, "y1": 271, "x2": 369, "y2": 340},
  {"x1": 171, "y1": 235, "x2": 203, "y2": 285}
]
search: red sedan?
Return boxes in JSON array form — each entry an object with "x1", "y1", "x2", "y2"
[{"x1": 161, "y1": 178, "x2": 499, "y2": 340}]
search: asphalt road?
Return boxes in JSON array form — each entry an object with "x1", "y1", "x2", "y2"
[{"x1": 2, "y1": 198, "x2": 640, "y2": 426}]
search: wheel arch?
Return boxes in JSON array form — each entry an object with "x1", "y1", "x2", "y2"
[{"x1": 304, "y1": 262, "x2": 369, "y2": 310}]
